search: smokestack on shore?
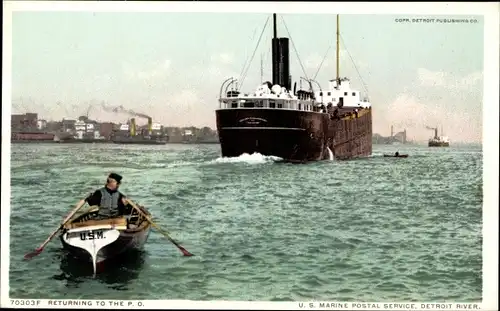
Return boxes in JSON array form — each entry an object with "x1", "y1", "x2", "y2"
[
  {"x1": 148, "y1": 117, "x2": 152, "y2": 136},
  {"x1": 130, "y1": 118, "x2": 136, "y2": 136}
]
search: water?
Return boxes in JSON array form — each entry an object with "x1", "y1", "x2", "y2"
[{"x1": 8, "y1": 143, "x2": 482, "y2": 301}]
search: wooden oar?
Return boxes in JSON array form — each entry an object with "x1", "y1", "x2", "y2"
[
  {"x1": 24, "y1": 199, "x2": 87, "y2": 260},
  {"x1": 126, "y1": 199, "x2": 194, "y2": 257}
]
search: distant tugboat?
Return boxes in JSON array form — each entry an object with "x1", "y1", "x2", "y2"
[
  {"x1": 215, "y1": 14, "x2": 373, "y2": 162},
  {"x1": 112, "y1": 117, "x2": 168, "y2": 145},
  {"x1": 11, "y1": 130, "x2": 56, "y2": 143},
  {"x1": 11, "y1": 112, "x2": 56, "y2": 143},
  {"x1": 427, "y1": 126, "x2": 450, "y2": 147}
]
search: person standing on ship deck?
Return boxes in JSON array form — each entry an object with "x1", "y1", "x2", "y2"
[{"x1": 85, "y1": 173, "x2": 134, "y2": 220}]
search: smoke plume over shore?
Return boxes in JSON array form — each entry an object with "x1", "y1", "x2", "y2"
[{"x1": 100, "y1": 101, "x2": 151, "y2": 119}]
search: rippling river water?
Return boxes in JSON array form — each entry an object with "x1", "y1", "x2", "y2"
[{"x1": 8, "y1": 143, "x2": 482, "y2": 301}]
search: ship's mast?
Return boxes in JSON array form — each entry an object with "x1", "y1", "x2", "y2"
[{"x1": 336, "y1": 14, "x2": 340, "y2": 83}]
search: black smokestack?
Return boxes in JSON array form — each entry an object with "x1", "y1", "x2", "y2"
[
  {"x1": 272, "y1": 14, "x2": 279, "y2": 87},
  {"x1": 273, "y1": 13, "x2": 277, "y2": 39},
  {"x1": 280, "y1": 38, "x2": 290, "y2": 90},
  {"x1": 271, "y1": 14, "x2": 291, "y2": 91}
]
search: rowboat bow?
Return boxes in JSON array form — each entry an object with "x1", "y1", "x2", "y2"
[{"x1": 59, "y1": 206, "x2": 152, "y2": 274}]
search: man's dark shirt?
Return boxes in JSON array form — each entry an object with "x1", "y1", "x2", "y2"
[{"x1": 86, "y1": 187, "x2": 133, "y2": 215}]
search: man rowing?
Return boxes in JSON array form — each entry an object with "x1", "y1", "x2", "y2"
[
  {"x1": 85, "y1": 173, "x2": 134, "y2": 220},
  {"x1": 23, "y1": 172, "x2": 195, "y2": 261}
]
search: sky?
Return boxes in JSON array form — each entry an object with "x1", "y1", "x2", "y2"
[{"x1": 8, "y1": 5, "x2": 487, "y2": 143}]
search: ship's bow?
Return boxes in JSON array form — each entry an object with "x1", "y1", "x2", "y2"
[{"x1": 216, "y1": 108, "x2": 327, "y2": 161}]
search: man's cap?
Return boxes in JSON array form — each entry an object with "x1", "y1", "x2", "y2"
[{"x1": 108, "y1": 173, "x2": 123, "y2": 183}]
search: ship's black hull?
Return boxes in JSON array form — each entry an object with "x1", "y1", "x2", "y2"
[
  {"x1": 112, "y1": 137, "x2": 168, "y2": 145},
  {"x1": 56, "y1": 139, "x2": 111, "y2": 144},
  {"x1": 216, "y1": 108, "x2": 372, "y2": 162},
  {"x1": 11, "y1": 140, "x2": 57, "y2": 144},
  {"x1": 428, "y1": 142, "x2": 449, "y2": 147}
]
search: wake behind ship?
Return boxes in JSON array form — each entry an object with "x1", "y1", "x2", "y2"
[{"x1": 215, "y1": 14, "x2": 372, "y2": 162}]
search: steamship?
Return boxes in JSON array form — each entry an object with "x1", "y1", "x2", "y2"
[
  {"x1": 215, "y1": 14, "x2": 372, "y2": 162},
  {"x1": 428, "y1": 127, "x2": 450, "y2": 147},
  {"x1": 112, "y1": 117, "x2": 168, "y2": 145},
  {"x1": 11, "y1": 113, "x2": 57, "y2": 143}
]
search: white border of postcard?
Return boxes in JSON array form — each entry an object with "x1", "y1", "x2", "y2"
[{"x1": 2, "y1": 1, "x2": 498, "y2": 310}]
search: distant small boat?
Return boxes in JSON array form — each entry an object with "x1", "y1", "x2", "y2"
[
  {"x1": 59, "y1": 206, "x2": 152, "y2": 274},
  {"x1": 383, "y1": 154, "x2": 409, "y2": 158}
]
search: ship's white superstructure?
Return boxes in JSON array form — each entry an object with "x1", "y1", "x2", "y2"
[
  {"x1": 429, "y1": 136, "x2": 450, "y2": 144},
  {"x1": 219, "y1": 78, "x2": 371, "y2": 112}
]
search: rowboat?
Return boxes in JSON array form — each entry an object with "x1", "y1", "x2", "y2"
[
  {"x1": 383, "y1": 154, "x2": 409, "y2": 158},
  {"x1": 59, "y1": 206, "x2": 152, "y2": 274},
  {"x1": 58, "y1": 246, "x2": 146, "y2": 281}
]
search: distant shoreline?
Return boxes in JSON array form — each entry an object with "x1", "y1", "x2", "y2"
[
  {"x1": 10, "y1": 141, "x2": 482, "y2": 148},
  {"x1": 10, "y1": 140, "x2": 220, "y2": 145}
]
